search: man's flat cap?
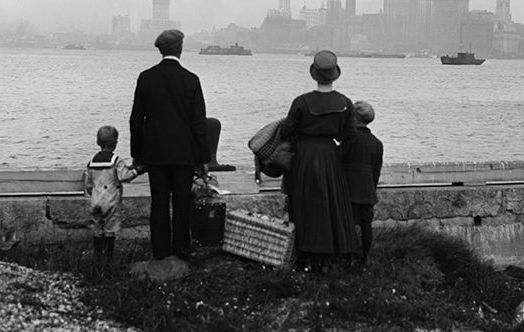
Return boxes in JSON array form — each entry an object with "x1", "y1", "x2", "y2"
[{"x1": 154, "y1": 29, "x2": 184, "y2": 51}]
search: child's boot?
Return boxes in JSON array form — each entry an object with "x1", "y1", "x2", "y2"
[
  {"x1": 104, "y1": 236, "x2": 115, "y2": 259},
  {"x1": 93, "y1": 236, "x2": 104, "y2": 260}
]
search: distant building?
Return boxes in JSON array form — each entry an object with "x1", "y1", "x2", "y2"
[
  {"x1": 383, "y1": 0, "x2": 431, "y2": 52},
  {"x1": 429, "y1": 0, "x2": 469, "y2": 54},
  {"x1": 112, "y1": 15, "x2": 134, "y2": 44},
  {"x1": 299, "y1": 4, "x2": 327, "y2": 28},
  {"x1": 112, "y1": 15, "x2": 131, "y2": 35},
  {"x1": 461, "y1": 10, "x2": 494, "y2": 58},
  {"x1": 139, "y1": 0, "x2": 181, "y2": 44},
  {"x1": 153, "y1": 0, "x2": 170, "y2": 21},
  {"x1": 495, "y1": 0, "x2": 511, "y2": 24},
  {"x1": 326, "y1": 0, "x2": 343, "y2": 25},
  {"x1": 268, "y1": 0, "x2": 292, "y2": 19},
  {"x1": 346, "y1": 0, "x2": 356, "y2": 17},
  {"x1": 491, "y1": 0, "x2": 521, "y2": 56},
  {"x1": 494, "y1": 30, "x2": 520, "y2": 55},
  {"x1": 279, "y1": 0, "x2": 292, "y2": 17},
  {"x1": 257, "y1": 15, "x2": 306, "y2": 51}
]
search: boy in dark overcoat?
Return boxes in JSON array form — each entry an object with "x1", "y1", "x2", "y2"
[{"x1": 342, "y1": 101, "x2": 383, "y2": 266}]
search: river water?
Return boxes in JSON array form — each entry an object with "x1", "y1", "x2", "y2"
[{"x1": 0, "y1": 47, "x2": 523, "y2": 170}]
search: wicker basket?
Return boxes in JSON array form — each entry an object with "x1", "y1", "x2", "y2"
[{"x1": 222, "y1": 210, "x2": 295, "y2": 268}]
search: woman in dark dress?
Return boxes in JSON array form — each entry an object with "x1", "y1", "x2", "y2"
[{"x1": 281, "y1": 50, "x2": 360, "y2": 272}]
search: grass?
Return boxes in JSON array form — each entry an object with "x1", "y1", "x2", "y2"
[{"x1": 3, "y1": 225, "x2": 524, "y2": 331}]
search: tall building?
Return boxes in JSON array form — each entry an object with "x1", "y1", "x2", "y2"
[
  {"x1": 139, "y1": 0, "x2": 181, "y2": 44},
  {"x1": 153, "y1": 0, "x2": 170, "y2": 21},
  {"x1": 383, "y1": 0, "x2": 431, "y2": 51},
  {"x1": 346, "y1": 0, "x2": 356, "y2": 17},
  {"x1": 268, "y1": 0, "x2": 292, "y2": 19},
  {"x1": 300, "y1": 4, "x2": 327, "y2": 28},
  {"x1": 326, "y1": 0, "x2": 343, "y2": 25},
  {"x1": 112, "y1": 15, "x2": 131, "y2": 35},
  {"x1": 279, "y1": 0, "x2": 291, "y2": 14},
  {"x1": 462, "y1": 10, "x2": 494, "y2": 57},
  {"x1": 112, "y1": 15, "x2": 134, "y2": 44},
  {"x1": 496, "y1": 0, "x2": 511, "y2": 24},
  {"x1": 429, "y1": 0, "x2": 469, "y2": 54}
]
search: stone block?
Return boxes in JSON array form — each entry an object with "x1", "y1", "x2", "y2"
[
  {"x1": 46, "y1": 197, "x2": 91, "y2": 229},
  {"x1": 439, "y1": 223, "x2": 524, "y2": 267},
  {"x1": 376, "y1": 187, "x2": 504, "y2": 221},
  {"x1": 506, "y1": 187, "x2": 524, "y2": 215},
  {"x1": 120, "y1": 196, "x2": 150, "y2": 227},
  {"x1": 0, "y1": 197, "x2": 53, "y2": 242},
  {"x1": 130, "y1": 256, "x2": 190, "y2": 283},
  {"x1": 482, "y1": 214, "x2": 519, "y2": 226},
  {"x1": 375, "y1": 189, "x2": 412, "y2": 220},
  {"x1": 120, "y1": 225, "x2": 150, "y2": 240},
  {"x1": 372, "y1": 219, "x2": 402, "y2": 228},
  {"x1": 53, "y1": 227, "x2": 92, "y2": 243},
  {"x1": 440, "y1": 216, "x2": 473, "y2": 227},
  {"x1": 409, "y1": 218, "x2": 441, "y2": 229}
]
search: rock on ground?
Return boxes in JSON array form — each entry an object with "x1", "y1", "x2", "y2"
[
  {"x1": 0, "y1": 261, "x2": 138, "y2": 332},
  {"x1": 129, "y1": 256, "x2": 190, "y2": 283}
]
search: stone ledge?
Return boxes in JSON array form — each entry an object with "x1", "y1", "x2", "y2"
[
  {"x1": 374, "y1": 185, "x2": 523, "y2": 221},
  {"x1": 2, "y1": 185, "x2": 524, "y2": 267}
]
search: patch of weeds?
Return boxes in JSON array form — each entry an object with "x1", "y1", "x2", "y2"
[{"x1": 3, "y1": 226, "x2": 524, "y2": 331}]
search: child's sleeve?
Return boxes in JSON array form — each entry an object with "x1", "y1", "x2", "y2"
[
  {"x1": 84, "y1": 167, "x2": 93, "y2": 197},
  {"x1": 115, "y1": 157, "x2": 139, "y2": 183}
]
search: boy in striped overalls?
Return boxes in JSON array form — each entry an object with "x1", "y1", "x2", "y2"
[{"x1": 84, "y1": 126, "x2": 141, "y2": 260}]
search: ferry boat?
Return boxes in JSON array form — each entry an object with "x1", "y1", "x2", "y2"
[
  {"x1": 63, "y1": 44, "x2": 86, "y2": 50},
  {"x1": 199, "y1": 43, "x2": 252, "y2": 56},
  {"x1": 441, "y1": 52, "x2": 485, "y2": 65}
]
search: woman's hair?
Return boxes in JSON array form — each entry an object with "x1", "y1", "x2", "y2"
[{"x1": 97, "y1": 125, "x2": 119, "y2": 149}]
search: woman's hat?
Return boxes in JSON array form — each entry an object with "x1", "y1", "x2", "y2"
[{"x1": 310, "y1": 50, "x2": 341, "y2": 84}]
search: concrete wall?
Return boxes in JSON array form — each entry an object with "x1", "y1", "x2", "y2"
[{"x1": 1, "y1": 185, "x2": 523, "y2": 267}]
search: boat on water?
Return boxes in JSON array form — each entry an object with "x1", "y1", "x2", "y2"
[
  {"x1": 441, "y1": 52, "x2": 485, "y2": 65},
  {"x1": 63, "y1": 44, "x2": 86, "y2": 50},
  {"x1": 199, "y1": 43, "x2": 252, "y2": 55}
]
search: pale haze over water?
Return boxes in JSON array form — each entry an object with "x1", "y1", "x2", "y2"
[{"x1": 0, "y1": 48, "x2": 523, "y2": 170}]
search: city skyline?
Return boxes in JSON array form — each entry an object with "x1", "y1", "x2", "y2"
[{"x1": 1, "y1": 0, "x2": 524, "y2": 35}]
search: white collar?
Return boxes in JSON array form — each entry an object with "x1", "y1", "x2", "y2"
[{"x1": 163, "y1": 55, "x2": 180, "y2": 62}]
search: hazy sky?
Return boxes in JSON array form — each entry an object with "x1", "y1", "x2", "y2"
[{"x1": 1, "y1": 0, "x2": 523, "y2": 34}]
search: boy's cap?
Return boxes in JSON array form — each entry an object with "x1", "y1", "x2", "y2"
[{"x1": 354, "y1": 101, "x2": 375, "y2": 124}]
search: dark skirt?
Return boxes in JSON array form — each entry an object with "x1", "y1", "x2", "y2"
[{"x1": 285, "y1": 137, "x2": 360, "y2": 255}]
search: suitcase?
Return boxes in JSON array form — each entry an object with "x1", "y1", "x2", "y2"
[
  {"x1": 190, "y1": 199, "x2": 226, "y2": 247},
  {"x1": 222, "y1": 210, "x2": 295, "y2": 268}
]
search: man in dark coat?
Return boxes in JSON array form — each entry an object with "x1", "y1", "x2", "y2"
[
  {"x1": 130, "y1": 29, "x2": 210, "y2": 260},
  {"x1": 342, "y1": 101, "x2": 383, "y2": 266}
]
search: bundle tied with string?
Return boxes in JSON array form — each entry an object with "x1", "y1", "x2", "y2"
[{"x1": 248, "y1": 118, "x2": 294, "y2": 178}]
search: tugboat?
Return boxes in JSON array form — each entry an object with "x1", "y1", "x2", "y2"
[
  {"x1": 441, "y1": 52, "x2": 485, "y2": 65},
  {"x1": 199, "y1": 43, "x2": 252, "y2": 55}
]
